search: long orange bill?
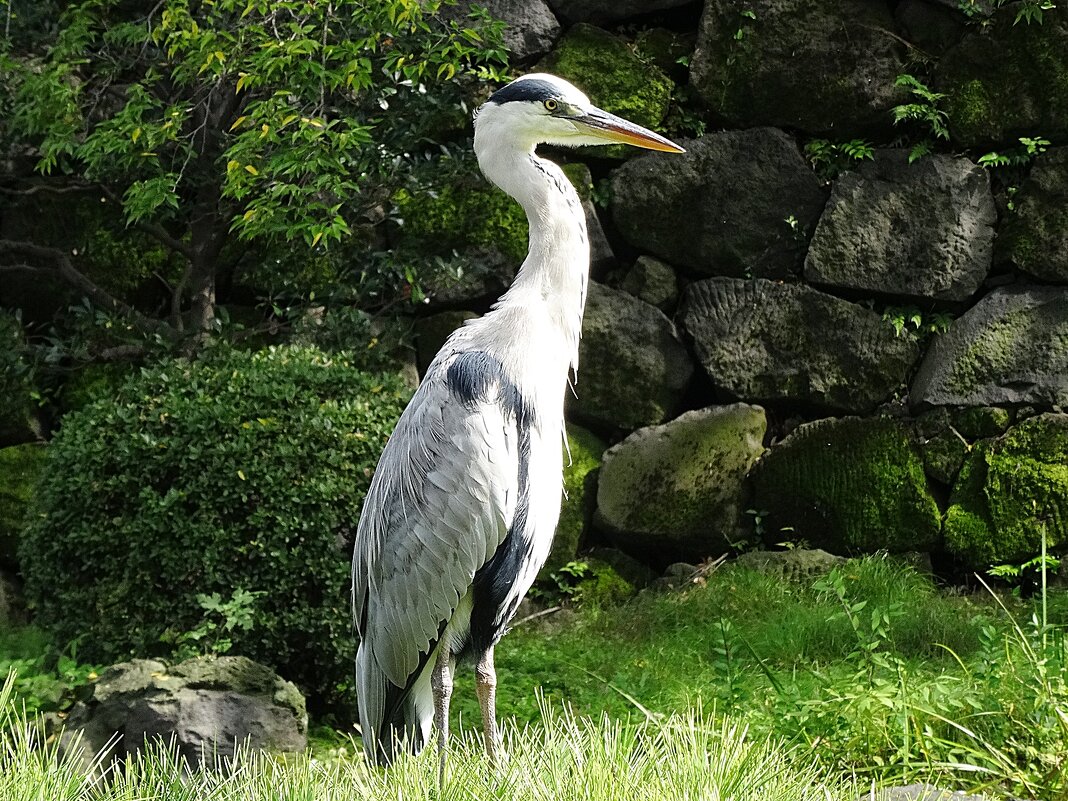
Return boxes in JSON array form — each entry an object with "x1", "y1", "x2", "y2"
[{"x1": 574, "y1": 107, "x2": 686, "y2": 153}]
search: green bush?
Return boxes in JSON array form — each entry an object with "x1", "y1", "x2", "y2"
[{"x1": 19, "y1": 344, "x2": 410, "y2": 712}]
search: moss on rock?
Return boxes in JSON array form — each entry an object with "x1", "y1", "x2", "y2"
[
  {"x1": 540, "y1": 424, "x2": 606, "y2": 581},
  {"x1": 691, "y1": 0, "x2": 905, "y2": 135},
  {"x1": 997, "y1": 147, "x2": 1068, "y2": 283},
  {"x1": 945, "y1": 413, "x2": 1068, "y2": 569},
  {"x1": 572, "y1": 557, "x2": 638, "y2": 607},
  {"x1": 936, "y1": 7, "x2": 1068, "y2": 147},
  {"x1": 392, "y1": 181, "x2": 529, "y2": 264},
  {"x1": 750, "y1": 416, "x2": 941, "y2": 554},
  {"x1": 0, "y1": 443, "x2": 47, "y2": 570},
  {"x1": 538, "y1": 23, "x2": 673, "y2": 133}
]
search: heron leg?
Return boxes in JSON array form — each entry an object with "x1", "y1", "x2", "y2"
[
  {"x1": 475, "y1": 647, "x2": 502, "y2": 766},
  {"x1": 431, "y1": 643, "x2": 452, "y2": 785}
]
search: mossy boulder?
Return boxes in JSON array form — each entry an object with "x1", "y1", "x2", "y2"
[
  {"x1": 392, "y1": 180, "x2": 529, "y2": 265},
  {"x1": 911, "y1": 285, "x2": 1068, "y2": 409},
  {"x1": 539, "y1": 424, "x2": 607, "y2": 581},
  {"x1": 914, "y1": 408, "x2": 971, "y2": 486},
  {"x1": 944, "y1": 413, "x2": 1068, "y2": 569},
  {"x1": 915, "y1": 407, "x2": 1013, "y2": 487},
  {"x1": 750, "y1": 416, "x2": 941, "y2": 555},
  {"x1": 997, "y1": 147, "x2": 1068, "y2": 283},
  {"x1": 538, "y1": 23, "x2": 673, "y2": 135},
  {"x1": 0, "y1": 443, "x2": 47, "y2": 570},
  {"x1": 954, "y1": 406, "x2": 1012, "y2": 440},
  {"x1": 595, "y1": 404, "x2": 767, "y2": 562},
  {"x1": 62, "y1": 655, "x2": 307, "y2": 772},
  {"x1": 936, "y1": 6, "x2": 1068, "y2": 147},
  {"x1": 691, "y1": 0, "x2": 906, "y2": 135}
]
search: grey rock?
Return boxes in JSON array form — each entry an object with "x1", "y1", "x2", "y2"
[
  {"x1": 805, "y1": 151, "x2": 994, "y2": 301},
  {"x1": 734, "y1": 549, "x2": 846, "y2": 581},
  {"x1": 894, "y1": 1, "x2": 967, "y2": 56},
  {"x1": 998, "y1": 146, "x2": 1068, "y2": 283},
  {"x1": 442, "y1": 0, "x2": 560, "y2": 61},
  {"x1": 60, "y1": 656, "x2": 307, "y2": 773},
  {"x1": 595, "y1": 404, "x2": 767, "y2": 561},
  {"x1": 620, "y1": 256, "x2": 679, "y2": 311},
  {"x1": 610, "y1": 130, "x2": 825, "y2": 279},
  {"x1": 545, "y1": 0, "x2": 689, "y2": 24},
  {"x1": 936, "y1": 6, "x2": 1068, "y2": 147},
  {"x1": 681, "y1": 278, "x2": 919, "y2": 414},
  {"x1": 911, "y1": 285, "x2": 1068, "y2": 408},
  {"x1": 663, "y1": 562, "x2": 700, "y2": 579},
  {"x1": 691, "y1": 0, "x2": 907, "y2": 134},
  {"x1": 913, "y1": 408, "x2": 970, "y2": 485},
  {"x1": 571, "y1": 281, "x2": 693, "y2": 431}
]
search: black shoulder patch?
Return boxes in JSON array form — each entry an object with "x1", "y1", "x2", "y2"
[
  {"x1": 446, "y1": 351, "x2": 535, "y2": 429},
  {"x1": 488, "y1": 78, "x2": 559, "y2": 106}
]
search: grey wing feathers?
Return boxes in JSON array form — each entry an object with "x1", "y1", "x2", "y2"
[{"x1": 352, "y1": 363, "x2": 518, "y2": 688}]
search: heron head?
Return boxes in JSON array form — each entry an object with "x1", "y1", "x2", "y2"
[{"x1": 474, "y1": 73, "x2": 684, "y2": 154}]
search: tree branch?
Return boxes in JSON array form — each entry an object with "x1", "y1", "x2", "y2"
[
  {"x1": 0, "y1": 239, "x2": 176, "y2": 339},
  {"x1": 98, "y1": 185, "x2": 196, "y2": 261}
]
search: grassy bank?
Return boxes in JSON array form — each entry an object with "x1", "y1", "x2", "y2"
[{"x1": 4, "y1": 556, "x2": 1067, "y2": 798}]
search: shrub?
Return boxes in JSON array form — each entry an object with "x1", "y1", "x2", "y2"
[{"x1": 19, "y1": 344, "x2": 410, "y2": 712}]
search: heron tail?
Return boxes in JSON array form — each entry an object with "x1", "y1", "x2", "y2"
[{"x1": 356, "y1": 644, "x2": 433, "y2": 765}]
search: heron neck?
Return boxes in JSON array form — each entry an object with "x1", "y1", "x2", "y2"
[{"x1": 478, "y1": 148, "x2": 590, "y2": 376}]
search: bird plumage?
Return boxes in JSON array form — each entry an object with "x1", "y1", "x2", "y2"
[{"x1": 351, "y1": 73, "x2": 683, "y2": 767}]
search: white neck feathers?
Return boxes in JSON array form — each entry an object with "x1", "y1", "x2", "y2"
[{"x1": 473, "y1": 130, "x2": 590, "y2": 378}]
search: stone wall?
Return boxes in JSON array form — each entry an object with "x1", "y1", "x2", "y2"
[{"x1": 434, "y1": 0, "x2": 1068, "y2": 575}]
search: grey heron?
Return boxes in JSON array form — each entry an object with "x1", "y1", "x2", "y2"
[{"x1": 351, "y1": 73, "x2": 683, "y2": 768}]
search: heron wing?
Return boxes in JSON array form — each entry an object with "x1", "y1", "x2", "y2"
[{"x1": 352, "y1": 351, "x2": 525, "y2": 690}]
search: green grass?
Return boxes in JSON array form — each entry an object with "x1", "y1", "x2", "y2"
[
  {"x1": 0, "y1": 672, "x2": 851, "y2": 801},
  {"x1": 447, "y1": 555, "x2": 1068, "y2": 799},
  {"x1": 5, "y1": 555, "x2": 1067, "y2": 799}
]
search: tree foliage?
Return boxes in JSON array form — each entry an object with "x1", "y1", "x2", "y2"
[{"x1": 0, "y1": 0, "x2": 507, "y2": 346}]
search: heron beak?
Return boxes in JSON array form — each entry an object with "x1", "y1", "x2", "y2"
[{"x1": 572, "y1": 107, "x2": 685, "y2": 153}]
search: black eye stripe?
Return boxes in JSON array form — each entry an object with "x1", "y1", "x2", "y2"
[{"x1": 488, "y1": 78, "x2": 560, "y2": 106}]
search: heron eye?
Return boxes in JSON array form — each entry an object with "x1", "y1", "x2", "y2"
[{"x1": 544, "y1": 99, "x2": 559, "y2": 112}]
